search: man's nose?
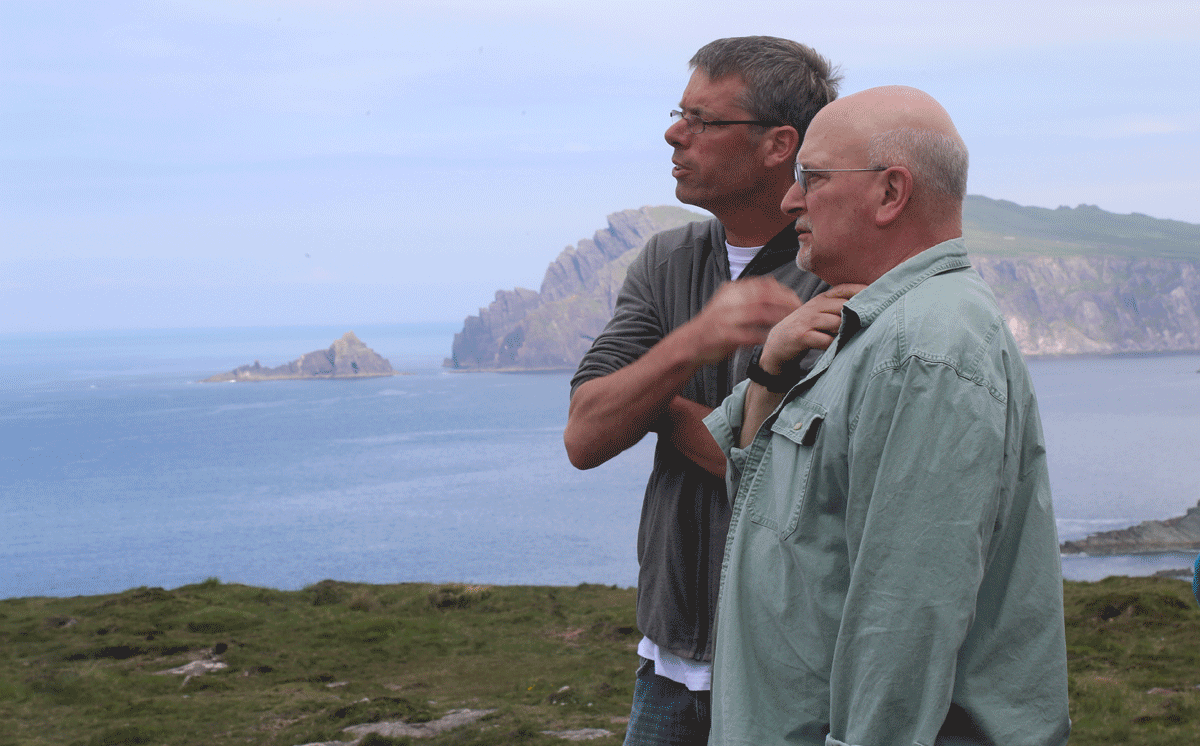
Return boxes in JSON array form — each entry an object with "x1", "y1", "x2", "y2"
[
  {"x1": 665, "y1": 117, "x2": 691, "y2": 147},
  {"x1": 781, "y1": 180, "x2": 807, "y2": 216}
]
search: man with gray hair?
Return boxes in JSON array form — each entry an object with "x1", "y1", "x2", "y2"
[
  {"x1": 705, "y1": 86, "x2": 1071, "y2": 745},
  {"x1": 565, "y1": 37, "x2": 845, "y2": 744}
]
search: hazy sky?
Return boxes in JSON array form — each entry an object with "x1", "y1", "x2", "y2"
[{"x1": 3, "y1": 0, "x2": 1198, "y2": 333}]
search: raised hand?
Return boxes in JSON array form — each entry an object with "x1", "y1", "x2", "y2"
[
  {"x1": 567, "y1": 276, "x2": 805, "y2": 470},
  {"x1": 680, "y1": 276, "x2": 805, "y2": 367},
  {"x1": 758, "y1": 284, "x2": 865, "y2": 374}
]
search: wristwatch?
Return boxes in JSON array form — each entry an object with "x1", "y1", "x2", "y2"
[{"x1": 746, "y1": 346, "x2": 802, "y2": 393}]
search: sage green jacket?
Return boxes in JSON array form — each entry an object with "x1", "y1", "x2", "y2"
[{"x1": 705, "y1": 240, "x2": 1070, "y2": 746}]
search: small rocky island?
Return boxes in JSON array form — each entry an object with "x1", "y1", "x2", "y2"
[
  {"x1": 203, "y1": 331, "x2": 399, "y2": 382},
  {"x1": 1061, "y1": 500, "x2": 1200, "y2": 555}
]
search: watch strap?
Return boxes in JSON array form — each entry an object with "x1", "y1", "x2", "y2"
[{"x1": 746, "y1": 346, "x2": 802, "y2": 394}]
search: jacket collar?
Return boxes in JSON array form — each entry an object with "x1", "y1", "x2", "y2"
[
  {"x1": 842, "y1": 238, "x2": 971, "y2": 332},
  {"x1": 792, "y1": 238, "x2": 972, "y2": 392},
  {"x1": 718, "y1": 222, "x2": 800, "y2": 279}
]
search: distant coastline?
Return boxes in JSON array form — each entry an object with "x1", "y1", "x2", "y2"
[
  {"x1": 448, "y1": 199, "x2": 1200, "y2": 371},
  {"x1": 1062, "y1": 501, "x2": 1200, "y2": 557}
]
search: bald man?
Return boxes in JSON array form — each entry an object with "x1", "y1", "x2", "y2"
[{"x1": 704, "y1": 87, "x2": 1071, "y2": 746}]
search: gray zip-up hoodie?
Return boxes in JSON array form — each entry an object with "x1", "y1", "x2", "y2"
[{"x1": 571, "y1": 217, "x2": 826, "y2": 661}]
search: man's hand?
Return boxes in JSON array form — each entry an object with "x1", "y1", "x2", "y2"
[
  {"x1": 738, "y1": 284, "x2": 865, "y2": 449},
  {"x1": 758, "y1": 284, "x2": 866, "y2": 374},
  {"x1": 566, "y1": 276, "x2": 803, "y2": 471},
  {"x1": 679, "y1": 276, "x2": 805, "y2": 366}
]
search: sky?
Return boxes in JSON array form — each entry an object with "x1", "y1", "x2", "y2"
[{"x1": 2, "y1": 0, "x2": 1198, "y2": 333}]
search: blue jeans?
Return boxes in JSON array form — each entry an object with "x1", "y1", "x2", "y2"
[{"x1": 623, "y1": 656, "x2": 711, "y2": 746}]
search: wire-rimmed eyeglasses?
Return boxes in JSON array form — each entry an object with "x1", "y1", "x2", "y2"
[
  {"x1": 669, "y1": 110, "x2": 782, "y2": 135},
  {"x1": 794, "y1": 163, "x2": 888, "y2": 194}
]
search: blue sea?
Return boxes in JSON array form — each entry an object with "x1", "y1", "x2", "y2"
[{"x1": 2, "y1": 324, "x2": 1199, "y2": 599}]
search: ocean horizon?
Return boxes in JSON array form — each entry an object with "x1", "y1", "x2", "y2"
[{"x1": 2, "y1": 324, "x2": 1199, "y2": 599}]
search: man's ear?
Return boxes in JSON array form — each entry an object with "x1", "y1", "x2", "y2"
[
  {"x1": 875, "y1": 166, "x2": 912, "y2": 226},
  {"x1": 762, "y1": 126, "x2": 800, "y2": 168}
]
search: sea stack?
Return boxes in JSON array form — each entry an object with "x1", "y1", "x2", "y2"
[{"x1": 203, "y1": 332, "x2": 397, "y2": 382}]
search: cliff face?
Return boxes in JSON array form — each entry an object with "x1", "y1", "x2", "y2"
[
  {"x1": 974, "y1": 256, "x2": 1200, "y2": 356},
  {"x1": 446, "y1": 206, "x2": 707, "y2": 370},
  {"x1": 448, "y1": 198, "x2": 1200, "y2": 370},
  {"x1": 204, "y1": 331, "x2": 397, "y2": 382}
]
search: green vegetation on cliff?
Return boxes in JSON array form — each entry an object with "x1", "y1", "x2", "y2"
[
  {"x1": 3, "y1": 577, "x2": 1200, "y2": 744},
  {"x1": 963, "y1": 196, "x2": 1200, "y2": 259}
]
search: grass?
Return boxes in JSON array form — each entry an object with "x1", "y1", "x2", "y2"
[
  {"x1": 1, "y1": 580, "x2": 637, "y2": 746},
  {"x1": 2, "y1": 576, "x2": 1198, "y2": 744},
  {"x1": 1063, "y1": 576, "x2": 1200, "y2": 743}
]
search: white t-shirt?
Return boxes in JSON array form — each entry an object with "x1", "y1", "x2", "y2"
[
  {"x1": 726, "y1": 241, "x2": 763, "y2": 280},
  {"x1": 638, "y1": 636, "x2": 712, "y2": 691}
]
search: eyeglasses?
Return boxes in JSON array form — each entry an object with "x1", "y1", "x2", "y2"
[
  {"x1": 794, "y1": 163, "x2": 887, "y2": 194},
  {"x1": 669, "y1": 109, "x2": 782, "y2": 135}
]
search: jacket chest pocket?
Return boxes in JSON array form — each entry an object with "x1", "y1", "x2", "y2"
[{"x1": 744, "y1": 400, "x2": 826, "y2": 540}]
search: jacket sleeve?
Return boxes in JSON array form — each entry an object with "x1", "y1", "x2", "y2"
[
  {"x1": 704, "y1": 379, "x2": 750, "y2": 502},
  {"x1": 826, "y1": 356, "x2": 1007, "y2": 746}
]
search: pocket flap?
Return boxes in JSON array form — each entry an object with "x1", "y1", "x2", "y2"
[{"x1": 771, "y1": 401, "x2": 826, "y2": 447}]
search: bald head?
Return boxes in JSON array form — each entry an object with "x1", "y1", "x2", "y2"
[
  {"x1": 821, "y1": 86, "x2": 960, "y2": 143},
  {"x1": 782, "y1": 86, "x2": 968, "y2": 286},
  {"x1": 819, "y1": 86, "x2": 968, "y2": 208}
]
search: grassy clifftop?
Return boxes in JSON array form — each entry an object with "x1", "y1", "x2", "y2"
[
  {"x1": 3, "y1": 577, "x2": 1199, "y2": 745},
  {"x1": 964, "y1": 196, "x2": 1200, "y2": 259}
]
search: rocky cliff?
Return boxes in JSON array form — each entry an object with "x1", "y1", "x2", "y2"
[
  {"x1": 204, "y1": 331, "x2": 397, "y2": 382},
  {"x1": 447, "y1": 197, "x2": 1200, "y2": 370},
  {"x1": 973, "y1": 256, "x2": 1200, "y2": 356},
  {"x1": 1061, "y1": 501, "x2": 1200, "y2": 555},
  {"x1": 446, "y1": 206, "x2": 707, "y2": 370}
]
